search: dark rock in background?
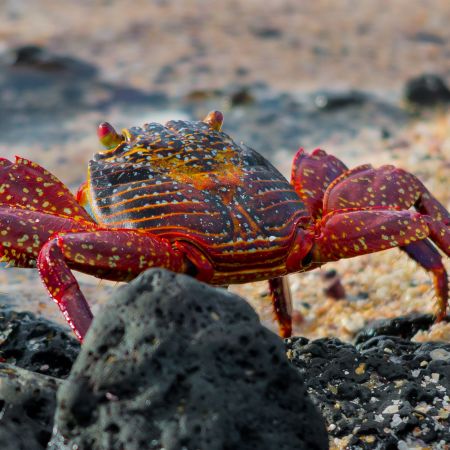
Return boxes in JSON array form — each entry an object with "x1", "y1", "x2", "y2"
[
  {"x1": 7, "y1": 44, "x2": 98, "y2": 77},
  {"x1": 0, "y1": 363, "x2": 61, "y2": 450},
  {"x1": 184, "y1": 84, "x2": 409, "y2": 162},
  {"x1": 354, "y1": 313, "x2": 445, "y2": 345},
  {"x1": 0, "y1": 44, "x2": 413, "y2": 169},
  {"x1": 404, "y1": 74, "x2": 450, "y2": 106},
  {"x1": 0, "y1": 307, "x2": 80, "y2": 378},
  {"x1": 287, "y1": 336, "x2": 450, "y2": 448},
  {"x1": 311, "y1": 90, "x2": 368, "y2": 110},
  {"x1": 49, "y1": 269, "x2": 328, "y2": 450},
  {"x1": 0, "y1": 45, "x2": 169, "y2": 146}
]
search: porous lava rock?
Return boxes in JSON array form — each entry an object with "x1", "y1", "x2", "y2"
[
  {"x1": 0, "y1": 363, "x2": 61, "y2": 450},
  {"x1": 287, "y1": 336, "x2": 450, "y2": 449},
  {"x1": 49, "y1": 269, "x2": 328, "y2": 450},
  {"x1": 0, "y1": 307, "x2": 80, "y2": 378}
]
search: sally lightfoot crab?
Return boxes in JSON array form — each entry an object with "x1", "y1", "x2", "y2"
[{"x1": 0, "y1": 111, "x2": 449, "y2": 341}]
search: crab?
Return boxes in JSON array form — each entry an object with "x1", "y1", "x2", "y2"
[{"x1": 0, "y1": 111, "x2": 449, "y2": 341}]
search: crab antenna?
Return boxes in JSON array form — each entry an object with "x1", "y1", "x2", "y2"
[
  {"x1": 203, "y1": 110, "x2": 223, "y2": 131},
  {"x1": 97, "y1": 122, "x2": 123, "y2": 149}
]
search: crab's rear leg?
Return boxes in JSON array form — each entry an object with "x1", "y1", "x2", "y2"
[
  {"x1": 268, "y1": 277, "x2": 293, "y2": 338},
  {"x1": 322, "y1": 163, "x2": 450, "y2": 318},
  {"x1": 36, "y1": 230, "x2": 203, "y2": 341},
  {"x1": 400, "y1": 240, "x2": 448, "y2": 321}
]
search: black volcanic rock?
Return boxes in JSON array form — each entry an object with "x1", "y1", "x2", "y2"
[
  {"x1": 0, "y1": 363, "x2": 61, "y2": 450},
  {"x1": 404, "y1": 74, "x2": 450, "y2": 105},
  {"x1": 286, "y1": 336, "x2": 450, "y2": 448},
  {"x1": 49, "y1": 269, "x2": 328, "y2": 450},
  {"x1": 0, "y1": 307, "x2": 80, "y2": 378},
  {"x1": 312, "y1": 90, "x2": 368, "y2": 110}
]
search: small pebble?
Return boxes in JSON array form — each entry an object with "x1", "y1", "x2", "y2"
[
  {"x1": 430, "y1": 348, "x2": 450, "y2": 361},
  {"x1": 383, "y1": 404, "x2": 399, "y2": 414}
]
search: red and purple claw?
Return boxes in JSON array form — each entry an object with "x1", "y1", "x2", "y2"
[
  {"x1": 291, "y1": 148, "x2": 348, "y2": 218},
  {"x1": 0, "y1": 157, "x2": 93, "y2": 222}
]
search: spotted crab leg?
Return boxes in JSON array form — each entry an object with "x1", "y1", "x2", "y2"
[
  {"x1": 0, "y1": 205, "x2": 94, "y2": 267},
  {"x1": 312, "y1": 207, "x2": 450, "y2": 319},
  {"x1": 323, "y1": 163, "x2": 450, "y2": 223},
  {"x1": 37, "y1": 229, "x2": 194, "y2": 341},
  {"x1": 0, "y1": 157, "x2": 93, "y2": 222}
]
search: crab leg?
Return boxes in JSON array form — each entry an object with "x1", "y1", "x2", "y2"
[
  {"x1": 37, "y1": 229, "x2": 189, "y2": 340},
  {"x1": 313, "y1": 208, "x2": 450, "y2": 319},
  {"x1": 323, "y1": 163, "x2": 450, "y2": 224},
  {"x1": 268, "y1": 277, "x2": 293, "y2": 338},
  {"x1": 0, "y1": 205, "x2": 94, "y2": 267},
  {"x1": 401, "y1": 240, "x2": 448, "y2": 321}
]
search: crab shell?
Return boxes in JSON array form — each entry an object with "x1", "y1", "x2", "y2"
[{"x1": 81, "y1": 111, "x2": 314, "y2": 285}]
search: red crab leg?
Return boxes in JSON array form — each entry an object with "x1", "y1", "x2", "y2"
[
  {"x1": 401, "y1": 240, "x2": 448, "y2": 321},
  {"x1": 290, "y1": 148, "x2": 348, "y2": 218},
  {"x1": 0, "y1": 205, "x2": 94, "y2": 267},
  {"x1": 313, "y1": 208, "x2": 450, "y2": 319},
  {"x1": 314, "y1": 208, "x2": 447, "y2": 260},
  {"x1": 268, "y1": 277, "x2": 293, "y2": 338},
  {"x1": 37, "y1": 230, "x2": 190, "y2": 341}
]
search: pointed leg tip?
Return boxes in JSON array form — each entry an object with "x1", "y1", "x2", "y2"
[
  {"x1": 279, "y1": 324, "x2": 293, "y2": 339},
  {"x1": 435, "y1": 309, "x2": 448, "y2": 323}
]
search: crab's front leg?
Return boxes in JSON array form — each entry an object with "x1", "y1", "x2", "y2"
[
  {"x1": 37, "y1": 230, "x2": 210, "y2": 341},
  {"x1": 311, "y1": 208, "x2": 450, "y2": 319}
]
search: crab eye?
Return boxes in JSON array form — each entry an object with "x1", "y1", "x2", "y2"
[
  {"x1": 203, "y1": 110, "x2": 223, "y2": 131},
  {"x1": 97, "y1": 122, "x2": 123, "y2": 149}
]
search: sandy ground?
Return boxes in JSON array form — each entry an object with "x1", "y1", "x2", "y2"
[
  {"x1": 2, "y1": 0, "x2": 449, "y2": 93},
  {"x1": 0, "y1": 0, "x2": 449, "y2": 343}
]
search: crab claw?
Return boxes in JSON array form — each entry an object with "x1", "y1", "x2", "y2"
[
  {"x1": 203, "y1": 111, "x2": 223, "y2": 131},
  {"x1": 97, "y1": 122, "x2": 123, "y2": 149}
]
